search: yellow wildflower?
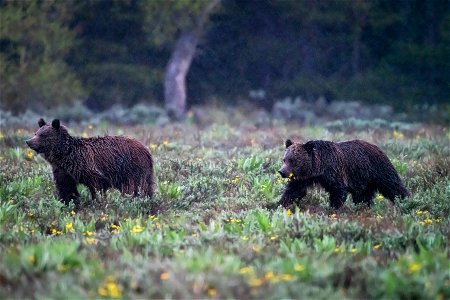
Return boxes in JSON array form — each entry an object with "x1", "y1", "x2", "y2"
[
  {"x1": 351, "y1": 247, "x2": 357, "y2": 253},
  {"x1": 207, "y1": 288, "x2": 217, "y2": 297},
  {"x1": 252, "y1": 245, "x2": 261, "y2": 253},
  {"x1": 88, "y1": 124, "x2": 94, "y2": 130},
  {"x1": 376, "y1": 195, "x2": 384, "y2": 199},
  {"x1": 84, "y1": 237, "x2": 96, "y2": 245},
  {"x1": 373, "y1": 244, "x2": 382, "y2": 249},
  {"x1": 131, "y1": 225, "x2": 144, "y2": 233},
  {"x1": 392, "y1": 130, "x2": 404, "y2": 139},
  {"x1": 408, "y1": 262, "x2": 421, "y2": 274},
  {"x1": 57, "y1": 264, "x2": 68, "y2": 272},
  {"x1": 231, "y1": 175, "x2": 240, "y2": 184},
  {"x1": 286, "y1": 209, "x2": 292, "y2": 216},
  {"x1": 27, "y1": 255, "x2": 35, "y2": 264},
  {"x1": 334, "y1": 246, "x2": 341, "y2": 253},
  {"x1": 248, "y1": 277, "x2": 263, "y2": 287},
  {"x1": 70, "y1": 210, "x2": 76, "y2": 215},
  {"x1": 162, "y1": 140, "x2": 169, "y2": 145},
  {"x1": 241, "y1": 236, "x2": 249, "y2": 241},
  {"x1": 98, "y1": 277, "x2": 122, "y2": 298},
  {"x1": 329, "y1": 213, "x2": 337, "y2": 220},
  {"x1": 279, "y1": 274, "x2": 294, "y2": 281},
  {"x1": 26, "y1": 151, "x2": 33, "y2": 159},
  {"x1": 81, "y1": 132, "x2": 89, "y2": 138},
  {"x1": 294, "y1": 264, "x2": 305, "y2": 272},
  {"x1": 239, "y1": 267, "x2": 253, "y2": 275},
  {"x1": 160, "y1": 272, "x2": 170, "y2": 280},
  {"x1": 84, "y1": 230, "x2": 94, "y2": 236},
  {"x1": 65, "y1": 223, "x2": 74, "y2": 233},
  {"x1": 423, "y1": 218, "x2": 433, "y2": 224},
  {"x1": 111, "y1": 224, "x2": 120, "y2": 233},
  {"x1": 270, "y1": 235, "x2": 278, "y2": 240},
  {"x1": 277, "y1": 178, "x2": 285, "y2": 184},
  {"x1": 264, "y1": 271, "x2": 275, "y2": 280},
  {"x1": 149, "y1": 143, "x2": 158, "y2": 150},
  {"x1": 51, "y1": 228, "x2": 62, "y2": 235}
]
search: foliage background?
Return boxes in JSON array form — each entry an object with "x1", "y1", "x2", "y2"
[{"x1": 1, "y1": 0, "x2": 449, "y2": 113}]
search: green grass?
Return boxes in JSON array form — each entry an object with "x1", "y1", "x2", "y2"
[{"x1": 0, "y1": 115, "x2": 449, "y2": 299}]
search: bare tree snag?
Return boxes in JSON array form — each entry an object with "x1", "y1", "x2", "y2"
[{"x1": 164, "y1": 0, "x2": 219, "y2": 120}]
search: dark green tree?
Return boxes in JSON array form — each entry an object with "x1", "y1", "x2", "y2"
[
  {"x1": 69, "y1": 0, "x2": 165, "y2": 112},
  {"x1": 0, "y1": 0, "x2": 84, "y2": 113}
]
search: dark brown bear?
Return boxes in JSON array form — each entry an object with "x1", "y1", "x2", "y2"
[
  {"x1": 278, "y1": 139, "x2": 409, "y2": 209},
  {"x1": 26, "y1": 118, "x2": 154, "y2": 206}
]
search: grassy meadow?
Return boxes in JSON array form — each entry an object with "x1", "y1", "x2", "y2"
[{"x1": 0, "y1": 109, "x2": 449, "y2": 299}]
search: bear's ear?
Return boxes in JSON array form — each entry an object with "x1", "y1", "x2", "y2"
[
  {"x1": 285, "y1": 139, "x2": 293, "y2": 148},
  {"x1": 51, "y1": 119, "x2": 60, "y2": 130},
  {"x1": 38, "y1": 118, "x2": 46, "y2": 128},
  {"x1": 303, "y1": 141, "x2": 316, "y2": 154}
]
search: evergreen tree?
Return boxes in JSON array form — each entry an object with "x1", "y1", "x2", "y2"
[{"x1": 0, "y1": 0, "x2": 84, "y2": 113}]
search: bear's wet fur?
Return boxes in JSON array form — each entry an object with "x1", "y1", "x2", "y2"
[
  {"x1": 26, "y1": 119, "x2": 154, "y2": 206},
  {"x1": 278, "y1": 139, "x2": 409, "y2": 209}
]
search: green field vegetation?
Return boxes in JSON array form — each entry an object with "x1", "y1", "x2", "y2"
[{"x1": 0, "y1": 112, "x2": 449, "y2": 299}]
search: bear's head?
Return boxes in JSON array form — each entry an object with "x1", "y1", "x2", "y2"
[
  {"x1": 26, "y1": 119, "x2": 71, "y2": 158},
  {"x1": 278, "y1": 139, "x2": 319, "y2": 180}
]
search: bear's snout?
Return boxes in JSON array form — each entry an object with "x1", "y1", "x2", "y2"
[
  {"x1": 278, "y1": 170, "x2": 287, "y2": 178},
  {"x1": 26, "y1": 138, "x2": 40, "y2": 152}
]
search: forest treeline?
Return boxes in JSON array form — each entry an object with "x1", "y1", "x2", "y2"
[{"x1": 1, "y1": 0, "x2": 449, "y2": 115}]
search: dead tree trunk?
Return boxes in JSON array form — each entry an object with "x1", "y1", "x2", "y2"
[
  {"x1": 164, "y1": 31, "x2": 199, "y2": 120},
  {"x1": 164, "y1": 0, "x2": 219, "y2": 120}
]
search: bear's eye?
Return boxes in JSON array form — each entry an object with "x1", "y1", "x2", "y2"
[{"x1": 39, "y1": 132, "x2": 50, "y2": 138}]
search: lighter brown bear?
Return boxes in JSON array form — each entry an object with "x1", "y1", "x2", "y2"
[{"x1": 26, "y1": 119, "x2": 154, "y2": 206}]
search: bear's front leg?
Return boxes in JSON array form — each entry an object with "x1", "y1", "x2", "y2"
[
  {"x1": 52, "y1": 166, "x2": 80, "y2": 207},
  {"x1": 278, "y1": 180, "x2": 308, "y2": 207}
]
